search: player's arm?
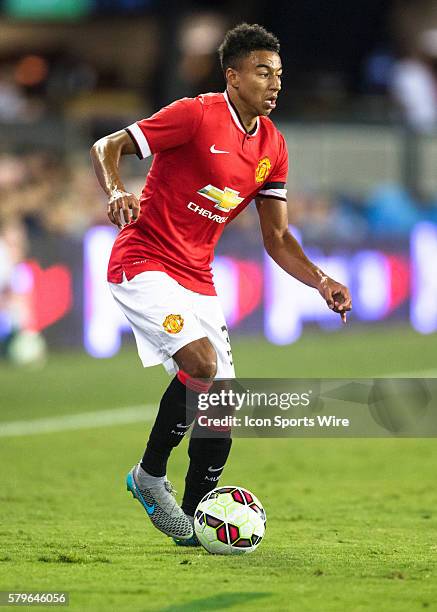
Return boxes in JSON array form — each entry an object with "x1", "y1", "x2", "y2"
[
  {"x1": 90, "y1": 130, "x2": 140, "y2": 229},
  {"x1": 256, "y1": 197, "x2": 352, "y2": 322}
]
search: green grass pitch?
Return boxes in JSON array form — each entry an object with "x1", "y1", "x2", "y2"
[{"x1": 1, "y1": 326, "x2": 437, "y2": 611}]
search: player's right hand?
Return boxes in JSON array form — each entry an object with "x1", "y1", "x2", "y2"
[{"x1": 107, "y1": 190, "x2": 140, "y2": 229}]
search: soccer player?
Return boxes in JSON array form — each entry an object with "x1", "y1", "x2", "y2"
[{"x1": 91, "y1": 23, "x2": 352, "y2": 544}]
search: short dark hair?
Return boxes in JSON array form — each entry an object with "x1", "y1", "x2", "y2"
[{"x1": 218, "y1": 23, "x2": 280, "y2": 72}]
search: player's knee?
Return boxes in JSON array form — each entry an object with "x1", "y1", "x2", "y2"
[
  {"x1": 173, "y1": 338, "x2": 218, "y2": 380},
  {"x1": 185, "y1": 346, "x2": 217, "y2": 379},
  {"x1": 188, "y1": 356, "x2": 217, "y2": 380}
]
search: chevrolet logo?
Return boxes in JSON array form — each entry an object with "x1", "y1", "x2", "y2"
[{"x1": 197, "y1": 185, "x2": 244, "y2": 213}]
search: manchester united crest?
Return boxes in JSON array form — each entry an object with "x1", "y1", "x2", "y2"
[
  {"x1": 255, "y1": 157, "x2": 272, "y2": 183},
  {"x1": 163, "y1": 314, "x2": 184, "y2": 334}
]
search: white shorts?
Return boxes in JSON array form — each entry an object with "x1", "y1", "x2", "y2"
[{"x1": 109, "y1": 271, "x2": 235, "y2": 379}]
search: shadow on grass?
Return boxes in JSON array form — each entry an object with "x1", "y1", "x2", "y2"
[
  {"x1": 38, "y1": 553, "x2": 111, "y2": 564},
  {"x1": 158, "y1": 591, "x2": 271, "y2": 611}
]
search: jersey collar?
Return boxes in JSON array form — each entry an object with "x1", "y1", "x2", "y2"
[{"x1": 223, "y1": 91, "x2": 259, "y2": 137}]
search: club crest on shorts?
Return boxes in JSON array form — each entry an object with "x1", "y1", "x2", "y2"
[
  {"x1": 163, "y1": 314, "x2": 184, "y2": 334},
  {"x1": 255, "y1": 157, "x2": 271, "y2": 183}
]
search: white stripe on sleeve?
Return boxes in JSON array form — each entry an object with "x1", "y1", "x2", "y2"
[
  {"x1": 257, "y1": 188, "x2": 287, "y2": 200},
  {"x1": 127, "y1": 123, "x2": 152, "y2": 159}
]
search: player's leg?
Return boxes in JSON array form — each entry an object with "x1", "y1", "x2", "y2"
[
  {"x1": 131, "y1": 338, "x2": 219, "y2": 540},
  {"x1": 139, "y1": 337, "x2": 217, "y2": 478},
  {"x1": 110, "y1": 271, "x2": 215, "y2": 539},
  {"x1": 174, "y1": 296, "x2": 235, "y2": 545},
  {"x1": 182, "y1": 411, "x2": 233, "y2": 506}
]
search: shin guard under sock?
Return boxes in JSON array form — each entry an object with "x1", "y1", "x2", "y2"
[
  {"x1": 141, "y1": 371, "x2": 212, "y2": 477},
  {"x1": 181, "y1": 424, "x2": 232, "y2": 516},
  {"x1": 141, "y1": 375, "x2": 195, "y2": 477}
]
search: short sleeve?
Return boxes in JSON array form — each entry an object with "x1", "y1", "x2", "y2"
[
  {"x1": 125, "y1": 97, "x2": 204, "y2": 159},
  {"x1": 257, "y1": 132, "x2": 288, "y2": 201}
]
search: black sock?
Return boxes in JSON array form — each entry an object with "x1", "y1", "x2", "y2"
[
  {"x1": 181, "y1": 423, "x2": 232, "y2": 516},
  {"x1": 141, "y1": 376, "x2": 196, "y2": 477}
]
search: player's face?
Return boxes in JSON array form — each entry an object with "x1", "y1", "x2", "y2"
[{"x1": 232, "y1": 50, "x2": 282, "y2": 117}]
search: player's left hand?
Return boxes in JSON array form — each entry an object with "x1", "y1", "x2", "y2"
[{"x1": 318, "y1": 277, "x2": 352, "y2": 323}]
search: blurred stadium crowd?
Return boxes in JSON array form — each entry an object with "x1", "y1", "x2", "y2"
[{"x1": 1, "y1": 0, "x2": 437, "y2": 361}]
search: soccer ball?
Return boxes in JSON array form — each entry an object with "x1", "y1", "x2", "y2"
[{"x1": 194, "y1": 486, "x2": 266, "y2": 555}]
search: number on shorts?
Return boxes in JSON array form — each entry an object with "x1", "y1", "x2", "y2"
[{"x1": 220, "y1": 325, "x2": 233, "y2": 366}]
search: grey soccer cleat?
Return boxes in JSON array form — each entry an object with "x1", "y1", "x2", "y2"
[{"x1": 126, "y1": 466, "x2": 193, "y2": 540}]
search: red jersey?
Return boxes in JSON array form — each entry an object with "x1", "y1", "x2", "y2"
[{"x1": 107, "y1": 91, "x2": 288, "y2": 295}]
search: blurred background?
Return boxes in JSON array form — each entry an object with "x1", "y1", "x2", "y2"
[{"x1": 1, "y1": 0, "x2": 437, "y2": 367}]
